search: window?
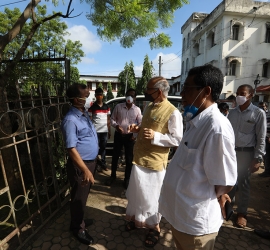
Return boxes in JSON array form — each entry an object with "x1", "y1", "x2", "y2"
[
  {"x1": 262, "y1": 62, "x2": 269, "y2": 77},
  {"x1": 187, "y1": 33, "x2": 190, "y2": 48},
  {"x1": 186, "y1": 58, "x2": 189, "y2": 73},
  {"x1": 211, "y1": 33, "x2": 215, "y2": 47},
  {"x1": 183, "y1": 38, "x2": 186, "y2": 52},
  {"x1": 266, "y1": 23, "x2": 270, "y2": 43},
  {"x1": 229, "y1": 60, "x2": 237, "y2": 76},
  {"x1": 232, "y1": 25, "x2": 239, "y2": 40},
  {"x1": 181, "y1": 61, "x2": 185, "y2": 75}
]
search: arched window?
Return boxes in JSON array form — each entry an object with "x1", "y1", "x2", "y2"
[
  {"x1": 187, "y1": 33, "x2": 190, "y2": 48},
  {"x1": 186, "y1": 58, "x2": 189, "y2": 73},
  {"x1": 262, "y1": 62, "x2": 269, "y2": 77},
  {"x1": 183, "y1": 38, "x2": 186, "y2": 52},
  {"x1": 181, "y1": 61, "x2": 185, "y2": 75}
]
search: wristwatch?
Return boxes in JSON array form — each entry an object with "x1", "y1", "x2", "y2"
[{"x1": 255, "y1": 157, "x2": 263, "y2": 163}]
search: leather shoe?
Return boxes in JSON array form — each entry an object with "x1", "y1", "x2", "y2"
[
  {"x1": 254, "y1": 229, "x2": 270, "y2": 239},
  {"x1": 73, "y1": 230, "x2": 94, "y2": 245}
]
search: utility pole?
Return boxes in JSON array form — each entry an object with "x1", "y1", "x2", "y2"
[
  {"x1": 124, "y1": 70, "x2": 128, "y2": 94},
  {"x1": 158, "y1": 56, "x2": 162, "y2": 76}
]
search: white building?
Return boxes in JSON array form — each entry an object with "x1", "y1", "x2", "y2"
[
  {"x1": 181, "y1": 0, "x2": 270, "y2": 101},
  {"x1": 80, "y1": 75, "x2": 178, "y2": 100}
]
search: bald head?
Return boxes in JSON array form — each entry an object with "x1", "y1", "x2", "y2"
[{"x1": 148, "y1": 76, "x2": 170, "y2": 97}]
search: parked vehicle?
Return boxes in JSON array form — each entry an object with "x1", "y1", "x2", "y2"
[{"x1": 105, "y1": 95, "x2": 182, "y2": 158}]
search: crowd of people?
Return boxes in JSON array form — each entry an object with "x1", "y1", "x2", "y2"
[{"x1": 60, "y1": 64, "x2": 270, "y2": 249}]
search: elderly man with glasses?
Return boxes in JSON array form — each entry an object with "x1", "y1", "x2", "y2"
[{"x1": 125, "y1": 77, "x2": 183, "y2": 248}]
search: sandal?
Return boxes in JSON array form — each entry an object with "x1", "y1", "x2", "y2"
[
  {"x1": 236, "y1": 213, "x2": 247, "y2": 228},
  {"x1": 145, "y1": 229, "x2": 160, "y2": 248},
  {"x1": 125, "y1": 221, "x2": 136, "y2": 232}
]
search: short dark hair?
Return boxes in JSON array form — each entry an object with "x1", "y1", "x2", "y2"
[
  {"x1": 237, "y1": 84, "x2": 254, "y2": 94},
  {"x1": 66, "y1": 83, "x2": 88, "y2": 103},
  {"x1": 187, "y1": 64, "x2": 223, "y2": 102},
  {"x1": 259, "y1": 101, "x2": 267, "y2": 107},
  {"x1": 95, "y1": 87, "x2": 103, "y2": 94},
  {"x1": 126, "y1": 88, "x2": 136, "y2": 97},
  {"x1": 218, "y1": 102, "x2": 229, "y2": 111}
]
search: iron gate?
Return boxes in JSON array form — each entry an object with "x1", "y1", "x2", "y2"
[{"x1": 0, "y1": 54, "x2": 71, "y2": 249}]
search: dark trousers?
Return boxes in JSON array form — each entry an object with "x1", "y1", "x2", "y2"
[
  {"x1": 263, "y1": 138, "x2": 270, "y2": 174},
  {"x1": 111, "y1": 131, "x2": 134, "y2": 181},
  {"x1": 66, "y1": 158, "x2": 96, "y2": 233},
  {"x1": 97, "y1": 132, "x2": 108, "y2": 164}
]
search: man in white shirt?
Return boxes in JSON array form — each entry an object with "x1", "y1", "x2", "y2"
[{"x1": 159, "y1": 65, "x2": 237, "y2": 250}]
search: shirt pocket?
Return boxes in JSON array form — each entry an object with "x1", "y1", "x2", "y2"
[
  {"x1": 179, "y1": 144, "x2": 201, "y2": 170},
  {"x1": 241, "y1": 120, "x2": 255, "y2": 134}
]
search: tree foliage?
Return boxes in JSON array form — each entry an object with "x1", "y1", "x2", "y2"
[
  {"x1": 84, "y1": 0, "x2": 189, "y2": 49},
  {"x1": 97, "y1": 82, "x2": 104, "y2": 90},
  {"x1": 117, "y1": 61, "x2": 136, "y2": 97},
  {"x1": 106, "y1": 82, "x2": 114, "y2": 101},
  {"x1": 136, "y1": 54, "x2": 154, "y2": 94}
]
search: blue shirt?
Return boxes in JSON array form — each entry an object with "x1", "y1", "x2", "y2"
[{"x1": 61, "y1": 106, "x2": 99, "y2": 160}]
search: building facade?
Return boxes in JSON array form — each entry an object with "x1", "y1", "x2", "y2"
[{"x1": 181, "y1": 0, "x2": 270, "y2": 101}]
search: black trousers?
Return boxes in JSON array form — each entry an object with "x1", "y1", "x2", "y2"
[
  {"x1": 111, "y1": 131, "x2": 134, "y2": 181},
  {"x1": 66, "y1": 158, "x2": 96, "y2": 233}
]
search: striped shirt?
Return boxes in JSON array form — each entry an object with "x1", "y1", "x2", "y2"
[
  {"x1": 89, "y1": 102, "x2": 110, "y2": 133},
  {"x1": 228, "y1": 103, "x2": 266, "y2": 158}
]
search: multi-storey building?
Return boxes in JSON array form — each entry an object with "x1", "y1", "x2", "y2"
[{"x1": 181, "y1": 0, "x2": 270, "y2": 102}]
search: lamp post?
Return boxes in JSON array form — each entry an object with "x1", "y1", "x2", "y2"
[{"x1": 253, "y1": 74, "x2": 261, "y2": 97}]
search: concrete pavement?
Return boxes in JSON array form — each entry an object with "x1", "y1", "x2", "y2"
[{"x1": 25, "y1": 159, "x2": 270, "y2": 250}]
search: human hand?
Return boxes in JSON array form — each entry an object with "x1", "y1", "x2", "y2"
[
  {"x1": 250, "y1": 159, "x2": 261, "y2": 173},
  {"x1": 128, "y1": 124, "x2": 140, "y2": 133},
  {"x1": 81, "y1": 169, "x2": 94, "y2": 186},
  {"x1": 218, "y1": 194, "x2": 231, "y2": 219},
  {"x1": 116, "y1": 125, "x2": 124, "y2": 134},
  {"x1": 143, "y1": 128, "x2": 155, "y2": 140}
]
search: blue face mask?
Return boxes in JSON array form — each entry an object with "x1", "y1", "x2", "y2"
[{"x1": 183, "y1": 88, "x2": 205, "y2": 121}]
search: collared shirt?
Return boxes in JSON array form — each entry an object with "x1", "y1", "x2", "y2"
[
  {"x1": 159, "y1": 104, "x2": 237, "y2": 236},
  {"x1": 111, "y1": 102, "x2": 142, "y2": 134},
  {"x1": 61, "y1": 106, "x2": 99, "y2": 160},
  {"x1": 228, "y1": 103, "x2": 266, "y2": 158},
  {"x1": 152, "y1": 110, "x2": 183, "y2": 147},
  {"x1": 88, "y1": 102, "x2": 111, "y2": 133}
]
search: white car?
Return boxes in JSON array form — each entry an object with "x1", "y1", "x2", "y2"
[{"x1": 106, "y1": 95, "x2": 182, "y2": 158}]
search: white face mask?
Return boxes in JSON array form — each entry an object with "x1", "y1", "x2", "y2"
[
  {"x1": 236, "y1": 95, "x2": 249, "y2": 106},
  {"x1": 126, "y1": 96, "x2": 133, "y2": 104},
  {"x1": 84, "y1": 96, "x2": 92, "y2": 109}
]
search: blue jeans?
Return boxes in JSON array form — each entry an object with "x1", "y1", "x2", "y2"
[{"x1": 97, "y1": 132, "x2": 108, "y2": 164}]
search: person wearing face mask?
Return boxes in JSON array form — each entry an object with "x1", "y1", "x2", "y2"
[
  {"x1": 228, "y1": 84, "x2": 266, "y2": 228},
  {"x1": 125, "y1": 77, "x2": 183, "y2": 248},
  {"x1": 88, "y1": 88, "x2": 111, "y2": 172},
  {"x1": 61, "y1": 83, "x2": 98, "y2": 245},
  {"x1": 105, "y1": 88, "x2": 142, "y2": 189},
  {"x1": 218, "y1": 102, "x2": 229, "y2": 117},
  {"x1": 159, "y1": 65, "x2": 237, "y2": 250}
]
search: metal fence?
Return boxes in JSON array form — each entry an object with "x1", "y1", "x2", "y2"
[{"x1": 0, "y1": 57, "x2": 71, "y2": 249}]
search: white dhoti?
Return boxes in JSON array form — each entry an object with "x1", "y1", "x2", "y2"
[{"x1": 125, "y1": 164, "x2": 166, "y2": 229}]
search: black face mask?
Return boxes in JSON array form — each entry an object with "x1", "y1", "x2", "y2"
[{"x1": 144, "y1": 89, "x2": 159, "y2": 102}]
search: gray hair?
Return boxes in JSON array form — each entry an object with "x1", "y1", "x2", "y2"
[{"x1": 153, "y1": 78, "x2": 170, "y2": 97}]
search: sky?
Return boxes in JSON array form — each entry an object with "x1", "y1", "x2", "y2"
[{"x1": 0, "y1": 0, "x2": 267, "y2": 78}]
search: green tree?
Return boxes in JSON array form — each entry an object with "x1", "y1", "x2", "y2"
[
  {"x1": 85, "y1": 0, "x2": 189, "y2": 49},
  {"x1": 106, "y1": 82, "x2": 114, "y2": 101},
  {"x1": 97, "y1": 82, "x2": 104, "y2": 90},
  {"x1": 137, "y1": 54, "x2": 154, "y2": 94},
  {"x1": 117, "y1": 61, "x2": 136, "y2": 97}
]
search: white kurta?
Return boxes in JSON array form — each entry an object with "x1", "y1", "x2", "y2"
[{"x1": 125, "y1": 109, "x2": 183, "y2": 228}]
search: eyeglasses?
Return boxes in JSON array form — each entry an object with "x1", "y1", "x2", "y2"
[{"x1": 181, "y1": 85, "x2": 201, "y2": 92}]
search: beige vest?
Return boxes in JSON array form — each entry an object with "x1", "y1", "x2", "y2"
[{"x1": 133, "y1": 99, "x2": 176, "y2": 171}]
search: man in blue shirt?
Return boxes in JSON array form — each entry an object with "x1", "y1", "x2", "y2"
[{"x1": 61, "y1": 83, "x2": 98, "y2": 245}]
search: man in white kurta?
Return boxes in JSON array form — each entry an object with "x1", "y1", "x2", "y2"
[
  {"x1": 126, "y1": 76, "x2": 183, "y2": 248},
  {"x1": 159, "y1": 65, "x2": 237, "y2": 250}
]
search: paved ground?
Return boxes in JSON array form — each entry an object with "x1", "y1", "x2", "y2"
[{"x1": 24, "y1": 159, "x2": 270, "y2": 250}]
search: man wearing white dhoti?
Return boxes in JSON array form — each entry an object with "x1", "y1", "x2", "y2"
[{"x1": 125, "y1": 76, "x2": 183, "y2": 248}]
